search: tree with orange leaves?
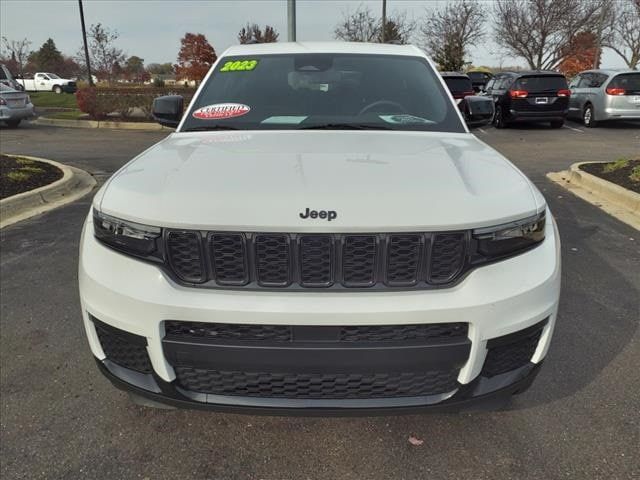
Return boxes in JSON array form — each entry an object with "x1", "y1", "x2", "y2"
[
  {"x1": 558, "y1": 31, "x2": 599, "y2": 79},
  {"x1": 175, "y1": 33, "x2": 217, "y2": 85}
]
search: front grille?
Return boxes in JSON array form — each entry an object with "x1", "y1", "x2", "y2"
[
  {"x1": 482, "y1": 320, "x2": 546, "y2": 377},
  {"x1": 174, "y1": 367, "x2": 459, "y2": 399},
  {"x1": 164, "y1": 321, "x2": 468, "y2": 343},
  {"x1": 93, "y1": 319, "x2": 152, "y2": 374},
  {"x1": 164, "y1": 231, "x2": 469, "y2": 290}
]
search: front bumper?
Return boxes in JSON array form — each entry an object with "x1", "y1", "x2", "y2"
[{"x1": 79, "y1": 213, "x2": 561, "y2": 413}]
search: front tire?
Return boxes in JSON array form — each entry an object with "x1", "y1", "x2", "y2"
[
  {"x1": 550, "y1": 119, "x2": 564, "y2": 128},
  {"x1": 493, "y1": 105, "x2": 508, "y2": 129},
  {"x1": 5, "y1": 119, "x2": 21, "y2": 128},
  {"x1": 583, "y1": 104, "x2": 597, "y2": 127},
  {"x1": 53, "y1": 85, "x2": 62, "y2": 94}
]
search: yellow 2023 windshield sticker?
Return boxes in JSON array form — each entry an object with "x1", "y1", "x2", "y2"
[{"x1": 220, "y1": 59, "x2": 258, "y2": 72}]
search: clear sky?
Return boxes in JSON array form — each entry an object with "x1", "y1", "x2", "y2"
[{"x1": 0, "y1": 0, "x2": 627, "y2": 69}]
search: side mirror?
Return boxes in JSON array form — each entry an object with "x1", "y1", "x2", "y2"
[
  {"x1": 152, "y1": 95, "x2": 184, "y2": 128},
  {"x1": 461, "y1": 95, "x2": 494, "y2": 128}
]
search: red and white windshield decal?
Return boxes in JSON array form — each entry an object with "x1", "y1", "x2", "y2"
[{"x1": 192, "y1": 103, "x2": 250, "y2": 120}]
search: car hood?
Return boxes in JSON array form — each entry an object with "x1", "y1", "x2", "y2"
[{"x1": 98, "y1": 130, "x2": 543, "y2": 232}]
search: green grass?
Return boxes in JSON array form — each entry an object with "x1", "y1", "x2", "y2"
[
  {"x1": 46, "y1": 110, "x2": 84, "y2": 120},
  {"x1": 29, "y1": 91, "x2": 78, "y2": 109},
  {"x1": 7, "y1": 171, "x2": 31, "y2": 182},
  {"x1": 630, "y1": 166, "x2": 640, "y2": 183},
  {"x1": 602, "y1": 158, "x2": 629, "y2": 173}
]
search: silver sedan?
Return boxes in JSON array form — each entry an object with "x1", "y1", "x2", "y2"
[{"x1": 0, "y1": 83, "x2": 35, "y2": 128}]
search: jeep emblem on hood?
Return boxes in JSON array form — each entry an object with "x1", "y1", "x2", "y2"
[{"x1": 299, "y1": 208, "x2": 337, "y2": 221}]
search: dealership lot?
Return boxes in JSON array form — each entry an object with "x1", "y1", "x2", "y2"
[{"x1": 1, "y1": 122, "x2": 639, "y2": 479}]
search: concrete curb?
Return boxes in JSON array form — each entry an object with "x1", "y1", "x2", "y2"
[
  {"x1": 34, "y1": 117, "x2": 174, "y2": 131},
  {"x1": 547, "y1": 161, "x2": 640, "y2": 231},
  {"x1": 1, "y1": 155, "x2": 96, "y2": 229}
]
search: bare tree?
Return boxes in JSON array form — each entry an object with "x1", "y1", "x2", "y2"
[
  {"x1": 493, "y1": 0, "x2": 604, "y2": 70},
  {"x1": 238, "y1": 24, "x2": 279, "y2": 44},
  {"x1": 1, "y1": 37, "x2": 31, "y2": 76},
  {"x1": 334, "y1": 5, "x2": 415, "y2": 43},
  {"x1": 604, "y1": 0, "x2": 640, "y2": 68},
  {"x1": 81, "y1": 23, "x2": 125, "y2": 82},
  {"x1": 419, "y1": 0, "x2": 486, "y2": 71}
]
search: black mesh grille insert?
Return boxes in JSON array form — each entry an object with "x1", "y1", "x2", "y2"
[
  {"x1": 210, "y1": 234, "x2": 248, "y2": 285},
  {"x1": 255, "y1": 235, "x2": 290, "y2": 286},
  {"x1": 174, "y1": 367, "x2": 459, "y2": 399},
  {"x1": 340, "y1": 323, "x2": 468, "y2": 342},
  {"x1": 94, "y1": 320, "x2": 152, "y2": 374},
  {"x1": 299, "y1": 236, "x2": 333, "y2": 286},
  {"x1": 386, "y1": 234, "x2": 422, "y2": 286},
  {"x1": 165, "y1": 321, "x2": 292, "y2": 342},
  {"x1": 163, "y1": 230, "x2": 469, "y2": 289},
  {"x1": 430, "y1": 233, "x2": 466, "y2": 283},
  {"x1": 342, "y1": 236, "x2": 377, "y2": 287},
  {"x1": 166, "y1": 231, "x2": 204, "y2": 283},
  {"x1": 482, "y1": 324, "x2": 545, "y2": 377}
]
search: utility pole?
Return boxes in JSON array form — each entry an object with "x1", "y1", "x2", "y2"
[
  {"x1": 287, "y1": 0, "x2": 296, "y2": 42},
  {"x1": 381, "y1": 0, "x2": 387, "y2": 43},
  {"x1": 78, "y1": 0, "x2": 93, "y2": 86}
]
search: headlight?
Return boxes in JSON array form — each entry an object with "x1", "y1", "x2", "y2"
[
  {"x1": 93, "y1": 209, "x2": 161, "y2": 258},
  {"x1": 473, "y1": 211, "x2": 545, "y2": 259}
]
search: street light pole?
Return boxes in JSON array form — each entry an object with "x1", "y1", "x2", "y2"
[
  {"x1": 381, "y1": 0, "x2": 387, "y2": 43},
  {"x1": 287, "y1": 0, "x2": 296, "y2": 42},
  {"x1": 78, "y1": 0, "x2": 93, "y2": 86}
]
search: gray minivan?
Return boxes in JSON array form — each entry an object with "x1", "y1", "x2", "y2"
[{"x1": 568, "y1": 69, "x2": 640, "y2": 127}]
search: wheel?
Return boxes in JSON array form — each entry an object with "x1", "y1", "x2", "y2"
[
  {"x1": 5, "y1": 119, "x2": 21, "y2": 128},
  {"x1": 583, "y1": 104, "x2": 597, "y2": 127},
  {"x1": 493, "y1": 105, "x2": 508, "y2": 128},
  {"x1": 550, "y1": 119, "x2": 564, "y2": 128},
  {"x1": 53, "y1": 85, "x2": 62, "y2": 94}
]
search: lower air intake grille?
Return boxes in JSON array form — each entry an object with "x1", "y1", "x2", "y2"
[
  {"x1": 340, "y1": 323, "x2": 468, "y2": 342},
  {"x1": 93, "y1": 318, "x2": 152, "y2": 374},
  {"x1": 174, "y1": 368, "x2": 459, "y2": 399},
  {"x1": 482, "y1": 320, "x2": 547, "y2": 377}
]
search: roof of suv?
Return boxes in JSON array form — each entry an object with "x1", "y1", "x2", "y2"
[
  {"x1": 577, "y1": 68, "x2": 638, "y2": 76},
  {"x1": 496, "y1": 70, "x2": 565, "y2": 77},
  {"x1": 440, "y1": 72, "x2": 470, "y2": 79},
  {"x1": 222, "y1": 41, "x2": 425, "y2": 57}
]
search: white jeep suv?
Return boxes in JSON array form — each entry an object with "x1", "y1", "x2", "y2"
[{"x1": 79, "y1": 42, "x2": 560, "y2": 413}]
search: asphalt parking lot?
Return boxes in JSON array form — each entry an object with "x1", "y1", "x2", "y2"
[{"x1": 1, "y1": 121, "x2": 639, "y2": 479}]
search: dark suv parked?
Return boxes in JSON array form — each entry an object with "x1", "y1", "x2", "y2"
[
  {"x1": 484, "y1": 71, "x2": 570, "y2": 128},
  {"x1": 440, "y1": 72, "x2": 475, "y2": 102}
]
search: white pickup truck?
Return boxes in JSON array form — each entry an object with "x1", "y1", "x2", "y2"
[{"x1": 16, "y1": 72, "x2": 77, "y2": 94}]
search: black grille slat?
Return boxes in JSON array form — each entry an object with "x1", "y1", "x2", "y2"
[
  {"x1": 174, "y1": 368, "x2": 458, "y2": 399},
  {"x1": 430, "y1": 233, "x2": 466, "y2": 284},
  {"x1": 386, "y1": 235, "x2": 422, "y2": 286},
  {"x1": 255, "y1": 235, "x2": 291, "y2": 286},
  {"x1": 299, "y1": 236, "x2": 333, "y2": 287},
  {"x1": 342, "y1": 236, "x2": 377, "y2": 287},
  {"x1": 210, "y1": 234, "x2": 248, "y2": 285},
  {"x1": 166, "y1": 231, "x2": 205, "y2": 283},
  {"x1": 340, "y1": 323, "x2": 468, "y2": 342},
  {"x1": 165, "y1": 321, "x2": 292, "y2": 342}
]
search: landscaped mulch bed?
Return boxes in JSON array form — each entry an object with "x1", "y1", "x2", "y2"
[
  {"x1": 580, "y1": 159, "x2": 640, "y2": 194},
  {"x1": 0, "y1": 154, "x2": 64, "y2": 199}
]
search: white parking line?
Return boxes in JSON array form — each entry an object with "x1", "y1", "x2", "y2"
[
  {"x1": 477, "y1": 128, "x2": 487, "y2": 134},
  {"x1": 563, "y1": 125, "x2": 584, "y2": 133}
]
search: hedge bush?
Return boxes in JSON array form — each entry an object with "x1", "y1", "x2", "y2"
[{"x1": 75, "y1": 86, "x2": 197, "y2": 120}]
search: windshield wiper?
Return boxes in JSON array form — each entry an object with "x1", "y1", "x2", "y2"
[
  {"x1": 182, "y1": 125, "x2": 240, "y2": 132},
  {"x1": 298, "y1": 123, "x2": 392, "y2": 130}
]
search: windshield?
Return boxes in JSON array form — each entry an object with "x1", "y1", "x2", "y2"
[
  {"x1": 608, "y1": 73, "x2": 640, "y2": 94},
  {"x1": 443, "y1": 77, "x2": 473, "y2": 92},
  {"x1": 46, "y1": 73, "x2": 60, "y2": 79},
  {"x1": 514, "y1": 75, "x2": 567, "y2": 92},
  {"x1": 181, "y1": 54, "x2": 464, "y2": 133}
]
